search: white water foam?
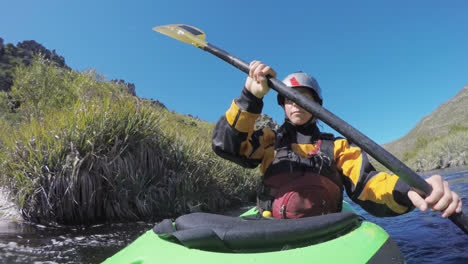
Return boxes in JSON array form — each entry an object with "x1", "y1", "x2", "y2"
[{"x1": 0, "y1": 187, "x2": 22, "y2": 221}]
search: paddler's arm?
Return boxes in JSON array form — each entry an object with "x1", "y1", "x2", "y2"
[
  {"x1": 212, "y1": 61, "x2": 277, "y2": 169},
  {"x1": 334, "y1": 138, "x2": 414, "y2": 217}
]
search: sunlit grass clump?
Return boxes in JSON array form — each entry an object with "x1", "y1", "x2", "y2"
[
  {"x1": 372, "y1": 129, "x2": 468, "y2": 173},
  {"x1": 0, "y1": 56, "x2": 260, "y2": 224},
  {"x1": 403, "y1": 127, "x2": 468, "y2": 172}
]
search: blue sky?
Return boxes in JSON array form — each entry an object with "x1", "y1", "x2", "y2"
[{"x1": 1, "y1": 0, "x2": 467, "y2": 144}]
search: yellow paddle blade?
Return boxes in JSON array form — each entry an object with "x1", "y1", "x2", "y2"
[{"x1": 152, "y1": 24, "x2": 208, "y2": 49}]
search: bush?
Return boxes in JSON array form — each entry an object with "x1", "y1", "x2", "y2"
[
  {"x1": 405, "y1": 131, "x2": 468, "y2": 171},
  {"x1": 9, "y1": 55, "x2": 125, "y2": 120},
  {"x1": 0, "y1": 57, "x2": 261, "y2": 224},
  {"x1": 1, "y1": 96, "x2": 157, "y2": 223},
  {"x1": 0, "y1": 96, "x2": 261, "y2": 224}
]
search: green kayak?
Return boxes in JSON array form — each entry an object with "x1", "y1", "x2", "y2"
[{"x1": 102, "y1": 201, "x2": 404, "y2": 264}]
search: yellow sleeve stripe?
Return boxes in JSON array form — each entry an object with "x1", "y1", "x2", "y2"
[
  {"x1": 258, "y1": 128, "x2": 276, "y2": 175},
  {"x1": 260, "y1": 128, "x2": 276, "y2": 146},
  {"x1": 225, "y1": 100, "x2": 240, "y2": 126},
  {"x1": 334, "y1": 139, "x2": 362, "y2": 187},
  {"x1": 250, "y1": 128, "x2": 275, "y2": 160},
  {"x1": 260, "y1": 146, "x2": 275, "y2": 175},
  {"x1": 359, "y1": 173, "x2": 408, "y2": 214},
  {"x1": 225, "y1": 100, "x2": 260, "y2": 133},
  {"x1": 239, "y1": 141, "x2": 253, "y2": 157}
]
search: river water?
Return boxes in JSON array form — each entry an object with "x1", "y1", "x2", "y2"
[{"x1": 1, "y1": 167, "x2": 467, "y2": 264}]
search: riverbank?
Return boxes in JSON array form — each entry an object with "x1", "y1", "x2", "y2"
[{"x1": 419, "y1": 165, "x2": 468, "y2": 177}]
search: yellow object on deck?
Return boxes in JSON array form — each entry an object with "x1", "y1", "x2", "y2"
[{"x1": 262, "y1": 211, "x2": 272, "y2": 218}]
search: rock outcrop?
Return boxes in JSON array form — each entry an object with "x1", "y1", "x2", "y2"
[{"x1": 0, "y1": 38, "x2": 67, "y2": 92}]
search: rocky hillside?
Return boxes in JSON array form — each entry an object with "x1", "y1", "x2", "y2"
[
  {"x1": 383, "y1": 85, "x2": 468, "y2": 159},
  {"x1": 0, "y1": 38, "x2": 66, "y2": 92},
  {"x1": 255, "y1": 113, "x2": 280, "y2": 131},
  {"x1": 0, "y1": 38, "x2": 137, "y2": 96}
]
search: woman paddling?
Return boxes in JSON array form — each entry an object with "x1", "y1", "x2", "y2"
[{"x1": 212, "y1": 60, "x2": 462, "y2": 219}]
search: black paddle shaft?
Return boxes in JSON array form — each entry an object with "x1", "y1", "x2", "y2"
[{"x1": 204, "y1": 43, "x2": 468, "y2": 235}]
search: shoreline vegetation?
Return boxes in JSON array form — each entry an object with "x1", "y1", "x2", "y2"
[
  {"x1": 0, "y1": 56, "x2": 260, "y2": 225},
  {"x1": 402, "y1": 126, "x2": 468, "y2": 172},
  {"x1": 0, "y1": 53, "x2": 466, "y2": 225},
  {"x1": 371, "y1": 126, "x2": 468, "y2": 173}
]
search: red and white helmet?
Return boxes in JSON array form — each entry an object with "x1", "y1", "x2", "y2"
[{"x1": 277, "y1": 72, "x2": 323, "y2": 106}]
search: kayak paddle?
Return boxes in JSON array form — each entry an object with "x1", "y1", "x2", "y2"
[{"x1": 152, "y1": 24, "x2": 468, "y2": 235}]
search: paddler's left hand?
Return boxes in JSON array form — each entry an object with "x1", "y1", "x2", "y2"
[
  {"x1": 407, "y1": 175, "x2": 462, "y2": 218},
  {"x1": 244, "y1": 60, "x2": 277, "y2": 99}
]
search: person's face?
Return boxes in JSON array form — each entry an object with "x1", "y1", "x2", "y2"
[{"x1": 283, "y1": 87, "x2": 315, "y2": 125}]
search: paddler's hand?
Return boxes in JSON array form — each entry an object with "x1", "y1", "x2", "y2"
[
  {"x1": 407, "y1": 175, "x2": 462, "y2": 218},
  {"x1": 244, "y1": 60, "x2": 277, "y2": 99}
]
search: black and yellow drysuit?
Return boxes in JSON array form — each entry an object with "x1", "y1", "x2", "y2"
[{"x1": 212, "y1": 88, "x2": 414, "y2": 218}]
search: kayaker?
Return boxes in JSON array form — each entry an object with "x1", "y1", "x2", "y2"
[{"x1": 212, "y1": 60, "x2": 462, "y2": 219}]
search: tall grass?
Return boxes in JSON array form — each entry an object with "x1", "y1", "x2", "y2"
[
  {"x1": 0, "y1": 57, "x2": 261, "y2": 225},
  {"x1": 150, "y1": 110, "x2": 260, "y2": 214},
  {"x1": 1, "y1": 96, "x2": 162, "y2": 224},
  {"x1": 372, "y1": 129, "x2": 468, "y2": 173},
  {"x1": 405, "y1": 130, "x2": 468, "y2": 172},
  {"x1": 8, "y1": 54, "x2": 126, "y2": 121}
]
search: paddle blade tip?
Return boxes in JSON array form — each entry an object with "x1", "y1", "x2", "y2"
[{"x1": 152, "y1": 24, "x2": 207, "y2": 49}]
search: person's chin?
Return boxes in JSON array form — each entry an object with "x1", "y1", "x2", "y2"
[{"x1": 291, "y1": 117, "x2": 306, "y2": 126}]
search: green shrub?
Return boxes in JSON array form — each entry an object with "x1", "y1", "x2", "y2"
[
  {"x1": 0, "y1": 97, "x2": 260, "y2": 224},
  {"x1": 414, "y1": 137, "x2": 428, "y2": 149},
  {"x1": 449, "y1": 124, "x2": 468, "y2": 133},
  {"x1": 406, "y1": 131, "x2": 468, "y2": 171},
  {"x1": 0, "y1": 91, "x2": 11, "y2": 114},
  {"x1": 1, "y1": 96, "x2": 157, "y2": 223},
  {"x1": 402, "y1": 151, "x2": 417, "y2": 162},
  {"x1": 9, "y1": 55, "x2": 125, "y2": 120},
  {"x1": 0, "y1": 56, "x2": 261, "y2": 225}
]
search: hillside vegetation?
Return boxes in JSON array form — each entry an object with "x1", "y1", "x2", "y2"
[
  {"x1": 381, "y1": 85, "x2": 468, "y2": 171},
  {"x1": 0, "y1": 38, "x2": 66, "y2": 92},
  {"x1": 0, "y1": 51, "x2": 260, "y2": 224}
]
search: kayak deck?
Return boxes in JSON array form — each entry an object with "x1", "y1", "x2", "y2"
[
  {"x1": 104, "y1": 222, "x2": 396, "y2": 264},
  {"x1": 102, "y1": 202, "x2": 404, "y2": 264}
]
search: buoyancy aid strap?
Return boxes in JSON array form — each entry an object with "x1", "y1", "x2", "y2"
[
  {"x1": 319, "y1": 135, "x2": 335, "y2": 161},
  {"x1": 319, "y1": 136, "x2": 344, "y2": 211},
  {"x1": 320, "y1": 136, "x2": 344, "y2": 188},
  {"x1": 279, "y1": 133, "x2": 334, "y2": 161}
]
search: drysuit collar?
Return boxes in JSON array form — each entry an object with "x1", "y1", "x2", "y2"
[{"x1": 283, "y1": 117, "x2": 320, "y2": 138}]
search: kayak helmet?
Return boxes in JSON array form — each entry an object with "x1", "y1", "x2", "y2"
[{"x1": 277, "y1": 72, "x2": 323, "y2": 106}]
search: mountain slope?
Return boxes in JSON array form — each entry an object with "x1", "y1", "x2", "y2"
[{"x1": 383, "y1": 85, "x2": 468, "y2": 159}]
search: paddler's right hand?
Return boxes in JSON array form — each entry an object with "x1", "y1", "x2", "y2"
[{"x1": 244, "y1": 60, "x2": 277, "y2": 99}]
